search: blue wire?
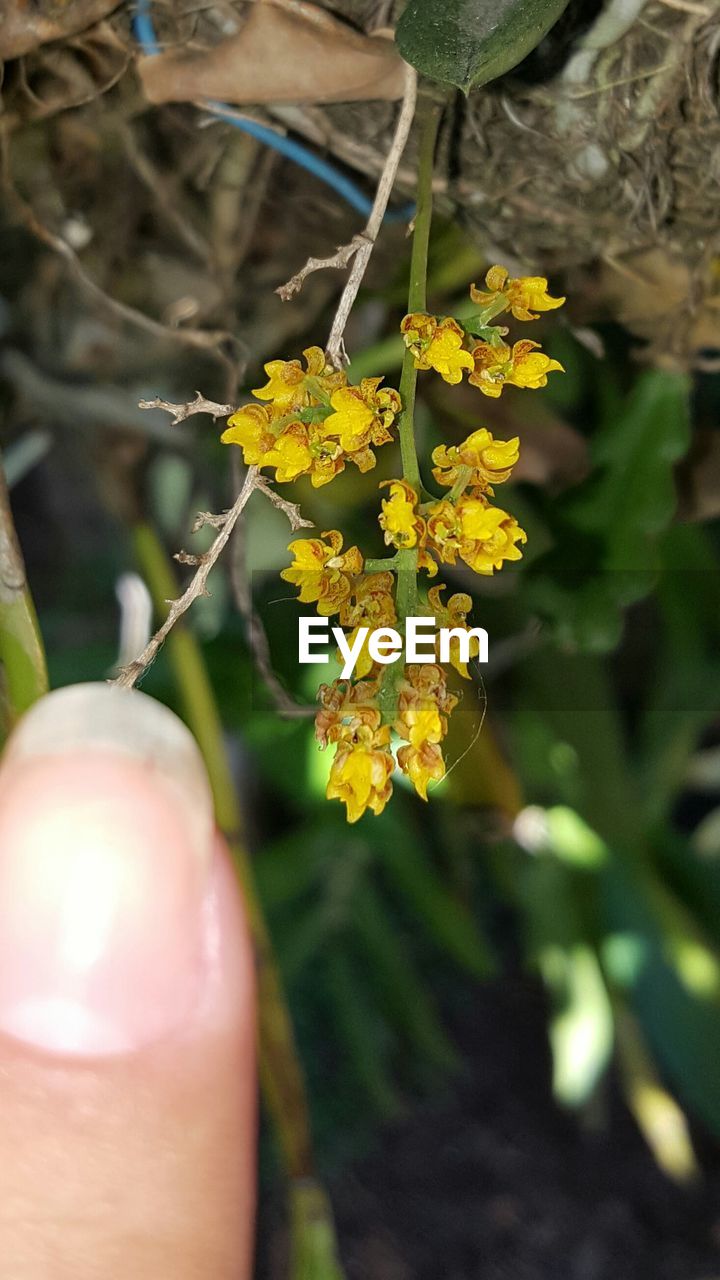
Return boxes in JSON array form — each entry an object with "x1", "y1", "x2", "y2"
[{"x1": 132, "y1": 0, "x2": 414, "y2": 224}]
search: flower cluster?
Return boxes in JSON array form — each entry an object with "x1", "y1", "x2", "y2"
[
  {"x1": 224, "y1": 265, "x2": 564, "y2": 822},
  {"x1": 401, "y1": 266, "x2": 565, "y2": 397},
  {"x1": 315, "y1": 661, "x2": 459, "y2": 820},
  {"x1": 221, "y1": 347, "x2": 400, "y2": 486}
]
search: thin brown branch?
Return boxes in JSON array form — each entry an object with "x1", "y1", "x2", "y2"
[
  {"x1": 275, "y1": 64, "x2": 418, "y2": 367},
  {"x1": 112, "y1": 467, "x2": 260, "y2": 689},
  {"x1": 276, "y1": 234, "x2": 368, "y2": 302},
  {"x1": 138, "y1": 393, "x2": 235, "y2": 425},
  {"x1": 254, "y1": 475, "x2": 315, "y2": 533},
  {"x1": 228, "y1": 451, "x2": 315, "y2": 719}
]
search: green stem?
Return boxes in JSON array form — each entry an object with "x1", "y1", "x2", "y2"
[
  {"x1": 132, "y1": 522, "x2": 345, "y2": 1278},
  {"x1": 446, "y1": 465, "x2": 473, "y2": 505},
  {"x1": 365, "y1": 554, "x2": 400, "y2": 573},
  {"x1": 396, "y1": 97, "x2": 443, "y2": 492},
  {"x1": 379, "y1": 99, "x2": 443, "y2": 725},
  {"x1": 0, "y1": 458, "x2": 48, "y2": 735}
]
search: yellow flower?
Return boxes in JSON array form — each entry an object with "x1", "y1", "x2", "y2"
[
  {"x1": 281, "y1": 530, "x2": 363, "y2": 615},
  {"x1": 432, "y1": 428, "x2": 520, "y2": 492},
  {"x1": 457, "y1": 497, "x2": 527, "y2": 575},
  {"x1": 397, "y1": 741, "x2": 446, "y2": 801},
  {"x1": 394, "y1": 663, "x2": 458, "y2": 801},
  {"x1": 401, "y1": 313, "x2": 473, "y2": 385},
  {"x1": 468, "y1": 339, "x2": 564, "y2": 397},
  {"x1": 315, "y1": 680, "x2": 381, "y2": 749},
  {"x1": 322, "y1": 386, "x2": 374, "y2": 451},
  {"x1": 253, "y1": 346, "x2": 345, "y2": 410},
  {"x1": 426, "y1": 584, "x2": 478, "y2": 678},
  {"x1": 317, "y1": 378, "x2": 400, "y2": 477},
  {"x1": 379, "y1": 480, "x2": 425, "y2": 550},
  {"x1": 470, "y1": 266, "x2": 565, "y2": 322},
  {"x1": 263, "y1": 423, "x2": 313, "y2": 482},
  {"x1": 426, "y1": 499, "x2": 462, "y2": 564},
  {"x1": 326, "y1": 715, "x2": 394, "y2": 823},
  {"x1": 340, "y1": 571, "x2": 396, "y2": 630},
  {"x1": 221, "y1": 403, "x2": 275, "y2": 465},
  {"x1": 426, "y1": 494, "x2": 527, "y2": 575}
]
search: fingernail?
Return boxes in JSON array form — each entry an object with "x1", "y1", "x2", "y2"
[{"x1": 0, "y1": 684, "x2": 215, "y2": 1056}]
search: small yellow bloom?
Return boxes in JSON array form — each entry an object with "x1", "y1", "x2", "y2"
[
  {"x1": 252, "y1": 358, "x2": 307, "y2": 409},
  {"x1": 469, "y1": 339, "x2": 564, "y2": 397},
  {"x1": 470, "y1": 266, "x2": 565, "y2": 322},
  {"x1": 221, "y1": 404, "x2": 275, "y2": 465},
  {"x1": 327, "y1": 735, "x2": 394, "y2": 823},
  {"x1": 397, "y1": 740, "x2": 446, "y2": 801},
  {"x1": 253, "y1": 346, "x2": 345, "y2": 409},
  {"x1": 457, "y1": 498, "x2": 527, "y2": 575},
  {"x1": 401, "y1": 313, "x2": 473, "y2": 385},
  {"x1": 379, "y1": 480, "x2": 424, "y2": 550},
  {"x1": 394, "y1": 663, "x2": 457, "y2": 801},
  {"x1": 340, "y1": 571, "x2": 396, "y2": 631},
  {"x1": 432, "y1": 428, "x2": 520, "y2": 492},
  {"x1": 426, "y1": 494, "x2": 526, "y2": 575},
  {"x1": 322, "y1": 387, "x2": 375, "y2": 452},
  {"x1": 426, "y1": 584, "x2": 478, "y2": 678},
  {"x1": 281, "y1": 530, "x2": 363, "y2": 615},
  {"x1": 263, "y1": 424, "x2": 313, "y2": 482}
]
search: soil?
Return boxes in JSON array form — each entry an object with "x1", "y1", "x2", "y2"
[{"x1": 262, "y1": 979, "x2": 720, "y2": 1279}]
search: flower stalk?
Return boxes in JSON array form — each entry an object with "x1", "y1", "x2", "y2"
[{"x1": 0, "y1": 456, "x2": 48, "y2": 738}]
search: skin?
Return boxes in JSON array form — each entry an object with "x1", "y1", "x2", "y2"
[{"x1": 0, "y1": 710, "x2": 257, "y2": 1279}]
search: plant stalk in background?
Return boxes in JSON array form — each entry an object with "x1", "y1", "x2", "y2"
[{"x1": 0, "y1": 455, "x2": 48, "y2": 739}]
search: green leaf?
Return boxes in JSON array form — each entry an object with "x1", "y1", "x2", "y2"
[
  {"x1": 353, "y1": 884, "x2": 457, "y2": 1073},
  {"x1": 380, "y1": 834, "x2": 494, "y2": 977},
  {"x1": 395, "y1": 0, "x2": 570, "y2": 94},
  {"x1": 529, "y1": 370, "x2": 691, "y2": 653},
  {"x1": 522, "y1": 858, "x2": 613, "y2": 1107},
  {"x1": 602, "y1": 857, "x2": 720, "y2": 1136}
]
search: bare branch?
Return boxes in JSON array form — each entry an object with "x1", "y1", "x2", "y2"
[
  {"x1": 325, "y1": 65, "x2": 417, "y2": 368},
  {"x1": 275, "y1": 64, "x2": 418, "y2": 367},
  {"x1": 112, "y1": 468, "x2": 260, "y2": 689},
  {"x1": 276, "y1": 233, "x2": 368, "y2": 302},
  {"x1": 138, "y1": 393, "x2": 235, "y2": 425},
  {"x1": 255, "y1": 475, "x2": 314, "y2": 532},
  {"x1": 192, "y1": 509, "x2": 231, "y2": 532}
]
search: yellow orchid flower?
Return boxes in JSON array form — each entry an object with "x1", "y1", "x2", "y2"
[
  {"x1": 379, "y1": 479, "x2": 425, "y2": 550},
  {"x1": 281, "y1": 530, "x2": 363, "y2": 615},
  {"x1": 426, "y1": 494, "x2": 526, "y2": 575},
  {"x1": 401, "y1": 313, "x2": 474, "y2": 385},
  {"x1": 326, "y1": 733, "x2": 394, "y2": 823},
  {"x1": 432, "y1": 428, "x2": 520, "y2": 492},
  {"x1": 397, "y1": 740, "x2": 446, "y2": 801},
  {"x1": 469, "y1": 338, "x2": 564, "y2": 397},
  {"x1": 221, "y1": 403, "x2": 275, "y2": 465},
  {"x1": 253, "y1": 345, "x2": 345, "y2": 410},
  {"x1": 470, "y1": 265, "x2": 565, "y2": 322},
  {"x1": 426, "y1": 584, "x2": 479, "y2": 677}
]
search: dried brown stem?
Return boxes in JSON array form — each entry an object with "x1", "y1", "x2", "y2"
[
  {"x1": 113, "y1": 467, "x2": 260, "y2": 689},
  {"x1": 276, "y1": 65, "x2": 418, "y2": 367},
  {"x1": 138, "y1": 393, "x2": 235, "y2": 425},
  {"x1": 275, "y1": 234, "x2": 368, "y2": 302}
]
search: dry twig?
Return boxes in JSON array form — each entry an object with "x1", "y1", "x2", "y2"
[
  {"x1": 113, "y1": 394, "x2": 313, "y2": 692},
  {"x1": 113, "y1": 466, "x2": 260, "y2": 689},
  {"x1": 138, "y1": 393, "x2": 235, "y2": 425},
  {"x1": 276, "y1": 64, "x2": 418, "y2": 367}
]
